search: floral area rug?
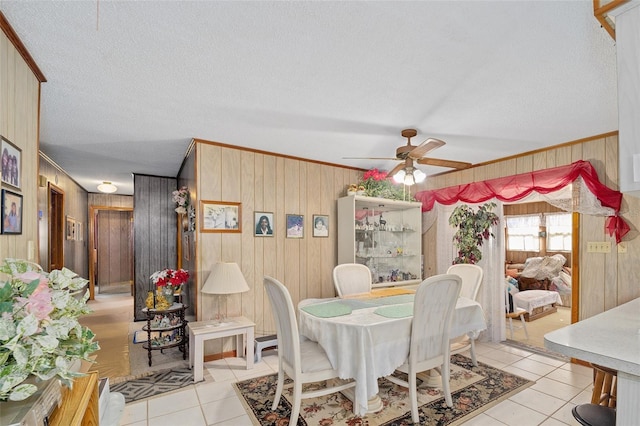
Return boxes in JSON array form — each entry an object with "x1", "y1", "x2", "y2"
[{"x1": 234, "y1": 355, "x2": 533, "y2": 426}]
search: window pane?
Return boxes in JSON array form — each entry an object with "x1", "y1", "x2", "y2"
[
  {"x1": 506, "y1": 214, "x2": 540, "y2": 251},
  {"x1": 546, "y1": 213, "x2": 572, "y2": 251}
]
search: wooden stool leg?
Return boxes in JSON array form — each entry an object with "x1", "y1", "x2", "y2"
[
  {"x1": 591, "y1": 369, "x2": 605, "y2": 404},
  {"x1": 601, "y1": 374, "x2": 613, "y2": 406}
]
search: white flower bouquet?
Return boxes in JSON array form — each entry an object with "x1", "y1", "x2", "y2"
[
  {"x1": 172, "y1": 186, "x2": 190, "y2": 214},
  {"x1": 0, "y1": 259, "x2": 99, "y2": 401}
]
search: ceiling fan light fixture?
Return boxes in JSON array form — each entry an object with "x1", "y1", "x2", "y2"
[
  {"x1": 393, "y1": 169, "x2": 406, "y2": 184},
  {"x1": 404, "y1": 172, "x2": 415, "y2": 186},
  {"x1": 414, "y1": 169, "x2": 426, "y2": 183},
  {"x1": 97, "y1": 181, "x2": 118, "y2": 193}
]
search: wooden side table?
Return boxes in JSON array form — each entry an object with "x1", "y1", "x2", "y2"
[{"x1": 188, "y1": 316, "x2": 255, "y2": 383}]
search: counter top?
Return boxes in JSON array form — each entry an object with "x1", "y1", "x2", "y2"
[{"x1": 544, "y1": 297, "x2": 640, "y2": 376}]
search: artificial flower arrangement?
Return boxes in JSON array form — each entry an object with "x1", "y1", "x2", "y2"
[
  {"x1": 0, "y1": 258, "x2": 99, "y2": 401},
  {"x1": 347, "y1": 168, "x2": 412, "y2": 201},
  {"x1": 172, "y1": 186, "x2": 190, "y2": 214},
  {"x1": 147, "y1": 268, "x2": 190, "y2": 310},
  {"x1": 150, "y1": 268, "x2": 189, "y2": 292}
]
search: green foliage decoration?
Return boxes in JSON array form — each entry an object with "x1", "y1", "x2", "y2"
[
  {"x1": 449, "y1": 202, "x2": 499, "y2": 264},
  {"x1": 0, "y1": 259, "x2": 99, "y2": 401}
]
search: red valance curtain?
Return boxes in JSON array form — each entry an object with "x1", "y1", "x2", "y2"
[{"x1": 414, "y1": 160, "x2": 629, "y2": 242}]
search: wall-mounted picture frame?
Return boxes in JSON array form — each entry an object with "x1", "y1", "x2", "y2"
[
  {"x1": 200, "y1": 200, "x2": 241, "y2": 233},
  {"x1": 76, "y1": 221, "x2": 83, "y2": 241},
  {"x1": 183, "y1": 234, "x2": 190, "y2": 261},
  {"x1": 1, "y1": 189, "x2": 22, "y2": 234},
  {"x1": 1, "y1": 136, "x2": 21, "y2": 191},
  {"x1": 312, "y1": 214, "x2": 329, "y2": 237},
  {"x1": 66, "y1": 216, "x2": 76, "y2": 240},
  {"x1": 286, "y1": 214, "x2": 304, "y2": 238},
  {"x1": 254, "y1": 211, "x2": 274, "y2": 237}
]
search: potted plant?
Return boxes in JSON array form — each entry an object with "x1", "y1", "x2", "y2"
[
  {"x1": 0, "y1": 259, "x2": 99, "y2": 401},
  {"x1": 449, "y1": 202, "x2": 499, "y2": 264}
]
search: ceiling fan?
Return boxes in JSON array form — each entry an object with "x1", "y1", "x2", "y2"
[{"x1": 345, "y1": 129, "x2": 472, "y2": 185}]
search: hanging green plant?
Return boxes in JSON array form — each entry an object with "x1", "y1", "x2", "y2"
[{"x1": 449, "y1": 202, "x2": 499, "y2": 264}]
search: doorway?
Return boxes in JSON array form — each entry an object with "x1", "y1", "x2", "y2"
[
  {"x1": 88, "y1": 206, "x2": 134, "y2": 300},
  {"x1": 504, "y1": 202, "x2": 577, "y2": 349},
  {"x1": 48, "y1": 183, "x2": 64, "y2": 271}
]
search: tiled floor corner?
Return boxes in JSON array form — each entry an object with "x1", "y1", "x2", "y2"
[{"x1": 119, "y1": 343, "x2": 593, "y2": 425}]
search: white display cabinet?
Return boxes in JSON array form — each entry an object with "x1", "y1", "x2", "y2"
[{"x1": 337, "y1": 195, "x2": 423, "y2": 288}]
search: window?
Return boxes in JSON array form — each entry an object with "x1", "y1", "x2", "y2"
[
  {"x1": 546, "y1": 212, "x2": 572, "y2": 251},
  {"x1": 506, "y1": 215, "x2": 541, "y2": 251}
]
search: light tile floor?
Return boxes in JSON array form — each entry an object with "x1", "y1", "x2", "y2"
[{"x1": 118, "y1": 342, "x2": 593, "y2": 426}]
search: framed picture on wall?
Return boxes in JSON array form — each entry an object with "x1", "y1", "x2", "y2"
[
  {"x1": 1, "y1": 189, "x2": 22, "y2": 234},
  {"x1": 254, "y1": 212, "x2": 274, "y2": 237},
  {"x1": 286, "y1": 214, "x2": 304, "y2": 238},
  {"x1": 76, "y1": 221, "x2": 83, "y2": 241},
  {"x1": 200, "y1": 200, "x2": 241, "y2": 232},
  {"x1": 1, "y1": 136, "x2": 21, "y2": 191},
  {"x1": 66, "y1": 216, "x2": 76, "y2": 240},
  {"x1": 312, "y1": 214, "x2": 329, "y2": 237},
  {"x1": 183, "y1": 234, "x2": 190, "y2": 261}
]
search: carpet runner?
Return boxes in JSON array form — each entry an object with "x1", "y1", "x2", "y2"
[{"x1": 110, "y1": 367, "x2": 193, "y2": 403}]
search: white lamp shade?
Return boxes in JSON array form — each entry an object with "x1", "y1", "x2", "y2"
[
  {"x1": 403, "y1": 172, "x2": 415, "y2": 186},
  {"x1": 414, "y1": 169, "x2": 426, "y2": 183},
  {"x1": 202, "y1": 262, "x2": 250, "y2": 295},
  {"x1": 393, "y1": 169, "x2": 406, "y2": 183}
]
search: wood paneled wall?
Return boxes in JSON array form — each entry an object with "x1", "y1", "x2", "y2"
[
  {"x1": 133, "y1": 174, "x2": 178, "y2": 320},
  {"x1": 189, "y1": 140, "x2": 360, "y2": 355},
  {"x1": 38, "y1": 154, "x2": 89, "y2": 275},
  {"x1": 421, "y1": 133, "x2": 640, "y2": 321},
  {"x1": 0, "y1": 22, "x2": 41, "y2": 264}
]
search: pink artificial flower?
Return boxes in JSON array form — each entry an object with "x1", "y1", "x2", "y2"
[{"x1": 23, "y1": 281, "x2": 54, "y2": 321}]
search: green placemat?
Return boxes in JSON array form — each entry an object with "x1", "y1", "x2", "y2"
[
  {"x1": 301, "y1": 301, "x2": 353, "y2": 318},
  {"x1": 370, "y1": 294, "x2": 415, "y2": 306},
  {"x1": 374, "y1": 304, "x2": 413, "y2": 318}
]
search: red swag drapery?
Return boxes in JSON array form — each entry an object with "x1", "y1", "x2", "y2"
[{"x1": 414, "y1": 160, "x2": 629, "y2": 243}]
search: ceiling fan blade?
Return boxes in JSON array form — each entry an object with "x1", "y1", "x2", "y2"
[
  {"x1": 343, "y1": 156, "x2": 399, "y2": 160},
  {"x1": 416, "y1": 157, "x2": 472, "y2": 170},
  {"x1": 408, "y1": 138, "x2": 446, "y2": 160},
  {"x1": 388, "y1": 162, "x2": 406, "y2": 178}
]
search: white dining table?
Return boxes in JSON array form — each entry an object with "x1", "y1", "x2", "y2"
[
  {"x1": 298, "y1": 291, "x2": 487, "y2": 416},
  {"x1": 544, "y1": 297, "x2": 640, "y2": 426}
]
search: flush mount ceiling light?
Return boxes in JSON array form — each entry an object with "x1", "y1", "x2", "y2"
[{"x1": 97, "y1": 181, "x2": 117, "y2": 193}]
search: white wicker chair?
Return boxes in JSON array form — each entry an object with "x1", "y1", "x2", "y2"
[{"x1": 264, "y1": 276, "x2": 356, "y2": 423}]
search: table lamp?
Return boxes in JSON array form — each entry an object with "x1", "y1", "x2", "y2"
[{"x1": 201, "y1": 262, "x2": 250, "y2": 325}]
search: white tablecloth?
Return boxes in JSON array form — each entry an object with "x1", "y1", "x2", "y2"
[
  {"x1": 512, "y1": 290, "x2": 562, "y2": 315},
  {"x1": 298, "y1": 295, "x2": 486, "y2": 416}
]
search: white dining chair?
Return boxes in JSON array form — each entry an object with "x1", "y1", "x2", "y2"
[
  {"x1": 332, "y1": 263, "x2": 372, "y2": 297},
  {"x1": 505, "y1": 283, "x2": 529, "y2": 340},
  {"x1": 385, "y1": 274, "x2": 462, "y2": 424},
  {"x1": 263, "y1": 276, "x2": 356, "y2": 423},
  {"x1": 446, "y1": 264, "x2": 483, "y2": 366}
]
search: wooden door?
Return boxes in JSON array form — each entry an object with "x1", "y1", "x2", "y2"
[
  {"x1": 48, "y1": 184, "x2": 64, "y2": 271},
  {"x1": 96, "y1": 210, "x2": 133, "y2": 293}
]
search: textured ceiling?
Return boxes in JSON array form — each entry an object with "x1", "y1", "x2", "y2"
[{"x1": 0, "y1": 1, "x2": 618, "y2": 195}]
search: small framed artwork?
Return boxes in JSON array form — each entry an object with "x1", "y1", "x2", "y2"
[
  {"x1": 76, "y1": 221, "x2": 83, "y2": 241},
  {"x1": 286, "y1": 214, "x2": 304, "y2": 238},
  {"x1": 1, "y1": 136, "x2": 21, "y2": 190},
  {"x1": 254, "y1": 212, "x2": 274, "y2": 237},
  {"x1": 183, "y1": 234, "x2": 190, "y2": 261},
  {"x1": 1, "y1": 189, "x2": 22, "y2": 234},
  {"x1": 312, "y1": 214, "x2": 329, "y2": 237},
  {"x1": 200, "y1": 200, "x2": 241, "y2": 233},
  {"x1": 66, "y1": 216, "x2": 76, "y2": 240}
]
